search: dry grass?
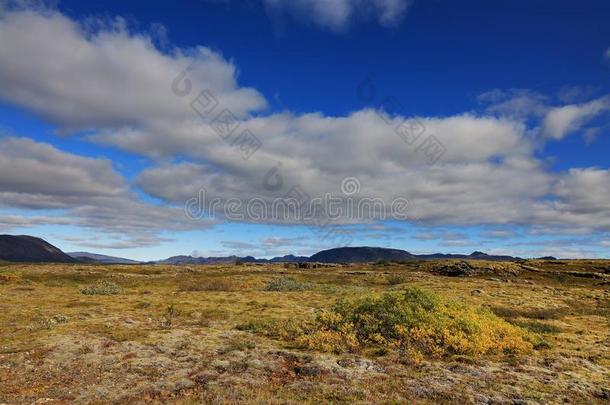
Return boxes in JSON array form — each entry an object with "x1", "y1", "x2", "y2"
[{"x1": 0, "y1": 260, "x2": 609, "y2": 404}]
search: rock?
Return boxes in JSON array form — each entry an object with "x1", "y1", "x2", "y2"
[
  {"x1": 595, "y1": 387, "x2": 610, "y2": 399},
  {"x1": 431, "y1": 261, "x2": 477, "y2": 277},
  {"x1": 295, "y1": 364, "x2": 324, "y2": 376},
  {"x1": 432, "y1": 261, "x2": 521, "y2": 277}
]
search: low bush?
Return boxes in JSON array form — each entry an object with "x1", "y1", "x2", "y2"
[
  {"x1": 42, "y1": 314, "x2": 69, "y2": 329},
  {"x1": 81, "y1": 280, "x2": 122, "y2": 295},
  {"x1": 386, "y1": 274, "x2": 408, "y2": 285},
  {"x1": 161, "y1": 304, "x2": 178, "y2": 328},
  {"x1": 295, "y1": 288, "x2": 534, "y2": 358},
  {"x1": 264, "y1": 277, "x2": 312, "y2": 292}
]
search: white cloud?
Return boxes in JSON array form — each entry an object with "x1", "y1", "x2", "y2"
[
  {"x1": 542, "y1": 97, "x2": 609, "y2": 140},
  {"x1": 479, "y1": 89, "x2": 609, "y2": 141},
  {"x1": 0, "y1": 137, "x2": 216, "y2": 244},
  {"x1": 263, "y1": 0, "x2": 411, "y2": 31},
  {"x1": 0, "y1": 6, "x2": 266, "y2": 131},
  {"x1": 0, "y1": 137, "x2": 126, "y2": 203},
  {"x1": 134, "y1": 111, "x2": 553, "y2": 227},
  {"x1": 478, "y1": 88, "x2": 549, "y2": 119}
]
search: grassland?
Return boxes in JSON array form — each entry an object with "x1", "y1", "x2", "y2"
[{"x1": 0, "y1": 259, "x2": 609, "y2": 404}]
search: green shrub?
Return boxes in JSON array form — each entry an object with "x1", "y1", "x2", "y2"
[
  {"x1": 386, "y1": 273, "x2": 408, "y2": 285},
  {"x1": 296, "y1": 287, "x2": 534, "y2": 358},
  {"x1": 264, "y1": 277, "x2": 311, "y2": 291},
  {"x1": 81, "y1": 280, "x2": 122, "y2": 295}
]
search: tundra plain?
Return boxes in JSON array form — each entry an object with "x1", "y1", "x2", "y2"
[{"x1": 1, "y1": 260, "x2": 609, "y2": 404}]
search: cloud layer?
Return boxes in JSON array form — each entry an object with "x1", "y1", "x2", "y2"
[{"x1": 0, "y1": 4, "x2": 609, "y2": 253}]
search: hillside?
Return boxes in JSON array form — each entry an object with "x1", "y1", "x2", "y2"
[
  {"x1": 68, "y1": 252, "x2": 140, "y2": 264},
  {"x1": 0, "y1": 235, "x2": 76, "y2": 263}
]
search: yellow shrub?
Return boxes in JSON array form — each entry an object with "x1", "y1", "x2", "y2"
[
  {"x1": 293, "y1": 288, "x2": 534, "y2": 359},
  {"x1": 296, "y1": 326, "x2": 359, "y2": 354}
]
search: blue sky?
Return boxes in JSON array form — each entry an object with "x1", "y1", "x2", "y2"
[{"x1": 0, "y1": 0, "x2": 609, "y2": 260}]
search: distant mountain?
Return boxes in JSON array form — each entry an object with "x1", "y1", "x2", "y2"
[
  {"x1": 268, "y1": 254, "x2": 310, "y2": 263},
  {"x1": 309, "y1": 247, "x2": 417, "y2": 263},
  {"x1": 68, "y1": 252, "x2": 140, "y2": 264},
  {"x1": 0, "y1": 234, "x2": 523, "y2": 265},
  {"x1": 156, "y1": 247, "x2": 520, "y2": 265},
  {"x1": 158, "y1": 255, "x2": 259, "y2": 265},
  {"x1": 0, "y1": 235, "x2": 76, "y2": 263},
  {"x1": 418, "y1": 251, "x2": 520, "y2": 261}
]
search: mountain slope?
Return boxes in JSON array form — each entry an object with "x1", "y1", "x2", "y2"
[
  {"x1": 0, "y1": 235, "x2": 76, "y2": 263},
  {"x1": 68, "y1": 252, "x2": 140, "y2": 264}
]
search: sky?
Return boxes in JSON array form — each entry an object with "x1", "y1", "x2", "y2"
[{"x1": 0, "y1": 0, "x2": 609, "y2": 260}]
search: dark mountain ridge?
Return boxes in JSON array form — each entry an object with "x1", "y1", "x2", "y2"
[
  {"x1": 0, "y1": 235, "x2": 525, "y2": 264},
  {"x1": 0, "y1": 235, "x2": 76, "y2": 263},
  {"x1": 158, "y1": 247, "x2": 522, "y2": 264}
]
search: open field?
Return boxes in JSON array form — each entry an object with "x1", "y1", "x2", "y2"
[{"x1": 1, "y1": 260, "x2": 609, "y2": 404}]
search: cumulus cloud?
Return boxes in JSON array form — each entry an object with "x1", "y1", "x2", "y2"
[
  {"x1": 263, "y1": 0, "x2": 411, "y2": 31},
  {"x1": 133, "y1": 111, "x2": 555, "y2": 227},
  {"x1": 542, "y1": 97, "x2": 609, "y2": 140},
  {"x1": 0, "y1": 137, "x2": 126, "y2": 204},
  {"x1": 0, "y1": 137, "x2": 215, "y2": 244},
  {"x1": 479, "y1": 89, "x2": 609, "y2": 141},
  {"x1": 0, "y1": 6, "x2": 266, "y2": 131}
]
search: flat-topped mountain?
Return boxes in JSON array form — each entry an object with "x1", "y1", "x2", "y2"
[{"x1": 310, "y1": 246, "x2": 417, "y2": 263}]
